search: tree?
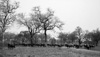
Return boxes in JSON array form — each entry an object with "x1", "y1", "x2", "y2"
[
  {"x1": 0, "y1": 0, "x2": 19, "y2": 48},
  {"x1": 58, "y1": 32, "x2": 68, "y2": 44},
  {"x1": 37, "y1": 33, "x2": 51, "y2": 44},
  {"x1": 68, "y1": 32, "x2": 77, "y2": 44},
  {"x1": 4, "y1": 32, "x2": 16, "y2": 43},
  {"x1": 33, "y1": 7, "x2": 64, "y2": 45},
  {"x1": 84, "y1": 29, "x2": 100, "y2": 46},
  {"x1": 17, "y1": 13, "x2": 42, "y2": 44},
  {"x1": 75, "y1": 26, "x2": 83, "y2": 46},
  {"x1": 15, "y1": 32, "x2": 27, "y2": 44},
  {"x1": 37, "y1": 33, "x2": 45, "y2": 44},
  {"x1": 84, "y1": 30, "x2": 92, "y2": 41},
  {"x1": 19, "y1": 31, "x2": 30, "y2": 43},
  {"x1": 50, "y1": 38, "x2": 56, "y2": 44},
  {"x1": 91, "y1": 29, "x2": 100, "y2": 46}
]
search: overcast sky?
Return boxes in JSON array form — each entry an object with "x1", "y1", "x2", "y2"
[{"x1": 7, "y1": 0, "x2": 100, "y2": 35}]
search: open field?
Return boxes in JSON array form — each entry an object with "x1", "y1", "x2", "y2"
[{"x1": 0, "y1": 47, "x2": 100, "y2": 57}]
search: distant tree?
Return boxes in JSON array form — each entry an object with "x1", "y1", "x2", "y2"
[
  {"x1": 75, "y1": 26, "x2": 83, "y2": 46},
  {"x1": 14, "y1": 33, "x2": 23, "y2": 44},
  {"x1": 84, "y1": 29, "x2": 100, "y2": 46},
  {"x1": 50, "y1": 38, "x2": 56, "y2": 44},
  {"x1": 91, "y1": 29, "x2": 100, "y2": 46},
  {"x1": 4, "y1": 32, "x2": 16, "y2": 43},
  {"x1": 37, "y1": 33, "x2": 45, "y2": 44},
  {"x1": 17, "y1": 13, "x2": 42, "y2": 44},
  {"x1": 84, "y1": 30, "x2": 92, "y2": 41},
  {"x1": 58, "y1": 32, "x2": 68, "y2": 44},
  {"x1": 33, "y1": 7, "x2": 64, "y2": 45},
  {"x1": 19, "y1": 31, "x2": 30, "y2": 43},
  {"x1": 37, "y1": 33, "x2": 52, "y2": 44},
  {"x1": 14, "y1": 31, "x2": 31, "y2": 44},
  {"x1": 68, "y1": 32, "x2": 77, "y2": 44}
]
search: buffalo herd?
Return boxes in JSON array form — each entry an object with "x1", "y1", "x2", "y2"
[{"x1": 7, "y1": 43, "x2": 95, "y2": 50}]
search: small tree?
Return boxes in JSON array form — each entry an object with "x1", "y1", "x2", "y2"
[
  {"x1": 84, "y1": 29, "x2": 100, "y2": 46},
  {"x1": 84, "y1": 30, "x2": 92, "y2": 42},
  {"x1": 58, "y1": 32, "x2": 68, "y2": 44},
  {"x1": 37, "y1": 33, "x2": 45, "y2": 44},
  {"x1": 91, "y1": 29, "x2": 100, "y2": 46},
  {"x1": 50, "y1": 38, "x2": 56, "y2": 44},
  {"x1": 68, "y1": 32, "x2": 77, "y2": 44},
  {"x1": 37, "y1": 33, "x2": 52, "y2": 44},
  {"x1": 4, "y1": 32, "x2": 16, "y2": 43}
]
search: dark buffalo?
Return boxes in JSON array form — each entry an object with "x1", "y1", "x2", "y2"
[{"x1": 8, "y1": 44, "x2": 15, "y2": 49}]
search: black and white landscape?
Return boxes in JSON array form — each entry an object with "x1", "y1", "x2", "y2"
[{"x1": 0, "y1": 0, "x2": 100, "y2": 57}]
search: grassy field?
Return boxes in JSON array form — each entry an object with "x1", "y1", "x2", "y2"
[{"x1": 1, "y1": 47, "x2": 100, "y2": 57}]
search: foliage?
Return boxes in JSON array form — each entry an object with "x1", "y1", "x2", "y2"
[
  {"x1": 58, "y1": 32, "x2": 68, "y2": 44},
  {"x1": 67, "y1": 31, "x2": 78, "y2": 43},
  {"x1": 84, "y1": 29, "x2": 100, "y2": 46},
  {"x1": 49, "y1": 38, "x2": 56, "y2": 44}
]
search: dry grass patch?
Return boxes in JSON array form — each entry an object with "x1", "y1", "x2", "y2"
[{"x1": 1, "y1": 47, "x2": 100, "y2": 57}]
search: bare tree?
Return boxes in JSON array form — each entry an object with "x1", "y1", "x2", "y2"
[
  {"x1": 33, "y1": 7, "x2": 64, "y2": 45},
  {"x1": 0, "y1": 0, "x2": 18, "y2": 44},
  {"x1": 17, "y1": 13, "x2": 42, "y2": 44}
]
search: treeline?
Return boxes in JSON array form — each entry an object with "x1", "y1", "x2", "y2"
[
  {"x1": 4, "y1": 26, "x2": 100, "y2": 50},
  {"x1": 58, "y1": 27, "x2": 100, "y2": 47}
]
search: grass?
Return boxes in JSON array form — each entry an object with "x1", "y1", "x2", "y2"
[
  {"x1": 1, "y1": 46, "x2": 100, "y2": 57},
  {"x1": 91, "y1": 46, "x2": 100, "y2": 51}
]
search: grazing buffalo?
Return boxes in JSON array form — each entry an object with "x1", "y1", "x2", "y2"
[
  {"x1": 65, "y1": 44, "x2": 74, "y2": 48},
  {"x1": 83, "y1": 44, "x2": 95, "y2": 49},
  {"x1": 74, "y1": 44, "x2": 80, "y2": 48},
  {"x1": 8, "y1": 44, "x2": 15, "y2": 49}
]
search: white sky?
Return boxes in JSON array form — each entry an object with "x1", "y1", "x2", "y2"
[{"x1": 7, "y1": 0, "x2": 100, "y2": 35}]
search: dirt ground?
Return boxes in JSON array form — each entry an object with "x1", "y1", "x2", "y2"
[{"x1": 1, "y1": 47, "x2": 100, "y2": 57}]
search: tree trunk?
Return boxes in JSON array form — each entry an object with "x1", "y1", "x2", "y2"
[
  {"x1": 34, "y1": 37, "x2": 37, "y2": 44},
  {"x1": 78, "y1": 38, "x2": 82, "y2": 47},
  {"x1": 0, "y1": 37, "x2": 3, "y2": 49},
  {"x1": 30, "y1": 34, "x2": 33, "y2": 45},
  {"x1": 95, "y1": 41, "x2": 98, "y2": 46},
  {"x1": 44, "y1": 29, "x2": 47, "y2": 46},
  {"x1": 0, "y1": 31, "x2": 4, "y2": 49}
]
